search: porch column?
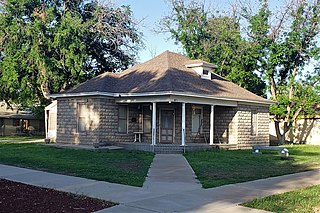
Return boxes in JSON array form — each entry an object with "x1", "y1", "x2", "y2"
[
  {"x1": 210, "y1": 105, "x2": 215, "y2": 145},
  {"x1": 181, "y1": 102, "x2": 186, "y2": 146},
  {"x1": 152, "y1": 102, "x2": 157, "y2": 145}
]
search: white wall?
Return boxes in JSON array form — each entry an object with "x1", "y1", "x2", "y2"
[{"x1": 270, "y1": 118, "x2": 320, "y2": 145}]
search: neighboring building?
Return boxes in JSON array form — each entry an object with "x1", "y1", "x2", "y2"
[
  {"x1": 50, "y1": 51, "x2": 273, "y2": 149},
  {"x1": 270, "y1": 116, "x2": 320, "y2": 145},
  {"x1": 0, "y1": 101, "x2": 44, "y2": 136}
]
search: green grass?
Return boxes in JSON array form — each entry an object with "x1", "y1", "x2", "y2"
[
  {"x1": 242, "y1": 184, "x2": 320, "y2": 213},
  {"x1": 185, "y1": 145, "x2": 320, "y2": 188},
  {"x1": 0, "y1": 143, "x2": 154, "y2": 187},
  {"x1": 0, "y1": 136, "x2": 44, "y2": 140}
]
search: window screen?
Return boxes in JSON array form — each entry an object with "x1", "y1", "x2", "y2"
[
  {"x1": 192, "y1": 108, "x2": 202, "y2": 133},
  {"x1": 251, "y1": 111, "x2": 258, "y2": 136},
  {"x1": 78, "y1": 104, "x2": 87, "y2": 132},
  {"x1": 143, "y1": 106, "x2": 151, "y2": 133},
  {"x1": 118, "y1": 105, "x2": 128, "y2": 133}
]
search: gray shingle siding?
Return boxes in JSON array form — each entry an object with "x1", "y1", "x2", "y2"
[{"x1": 57, "y1": 98, "x2": 269, "y2": 148}]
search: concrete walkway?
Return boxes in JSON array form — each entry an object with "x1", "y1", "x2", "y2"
[
  {"x1": 0, "y1": 154, "x2": 319, "y2": 213},
  {"x1": 143, "y1": 154, "x2": 201, "y2": 194}
]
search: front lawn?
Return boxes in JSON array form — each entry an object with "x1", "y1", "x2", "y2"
[
  {"x1": 185, "y1": 145, "x2": 320, "y2": 188},
  {"x1": 0, "y1": 143, "x2": 154, "y2": 187},
  {"x1": 242, "y1": 184, "x2": 320, "y2": 213},
  {"x1": 0, "y1": 136, "x2": 44, "y2": 140}
]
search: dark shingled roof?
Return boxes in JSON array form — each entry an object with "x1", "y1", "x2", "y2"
[{"x1": 63, "y1": 51, "x2": 270, "y2": 103}]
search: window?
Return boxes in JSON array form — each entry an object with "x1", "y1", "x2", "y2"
[
  {"x1": 251, "y1": 111, "x2": 258, "y2": 136},
  {"x1": 203, "y1": 69, "x2": 209, "y2": 75},
  {"x1": 192, "y1": 107, "x2": 203, "y2": 133},
  {"x1": 118, "y1": 105, "x2": 128, "y2": 133},
  {"x1": 13, "y1": 119, "x2": 20, "y2": 126},
  {"x1": 78, "y1": 103, "x2": 87, "y2": 132},
  {"x1": 143, "y1": 106, "x2": 152, "y2": 133}
]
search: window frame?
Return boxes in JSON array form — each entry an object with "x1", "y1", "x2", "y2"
[
  {"x1": 142, "y1": 105, "x2": 152, "y2": 133},
  {"x1": 12, "y1": 119, "x2": 20, "y2": 127},
  {"x1": 77, "y1": 103, "x2": 88, "y2": 133},
  {"x1": 191, "y1": 106, "x2": 203, "y2": 134},
  {"x1": 203, "y1": 69, "x2": 209, "y2": 75},
  {"x1": 118, "y1": 105, "x2": 128, "y2": 133},
  {"x1": 251, "y1": 111, "x2": 258, "y2": 136}
]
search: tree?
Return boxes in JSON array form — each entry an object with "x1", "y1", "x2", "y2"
[
  {"x1": 0, "y1": 0, "x2": 142, "y2": 112},
  {"x1": 246, "y1": 0, "x2": 320, "y2": 144},
  {"x1": 160, "y1": 0, "x2": 266, "y2": 96},
  {"x1": 163, "y1": 0, "x2": 320, "y2": 144}
]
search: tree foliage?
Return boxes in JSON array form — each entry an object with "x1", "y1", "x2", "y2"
[
  {"x1": 160, "y1": 0, "x2": 266, "y2": 96},
  {"x1": 246, "y1": 0, "x2": 320, "y2": 143},
  {"x1": 162, "y1": 0, "x2": 320, "y2": 143},
  {"x1": 0, "y1": 0, "x2": 141, "y2": 111}
]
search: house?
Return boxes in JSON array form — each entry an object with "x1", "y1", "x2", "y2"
[
  {"x1": 0, "y1": 101, "x2": 44, "y2": 136},
  {"x1": 50, "y1": 51, "x2": 273, "y2": 150}
]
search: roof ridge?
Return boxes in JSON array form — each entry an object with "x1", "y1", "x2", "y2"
[{"x1": 165, "y1": 51, "x2": 176, "y2": 91}]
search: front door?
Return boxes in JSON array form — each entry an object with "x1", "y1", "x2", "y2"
[{"x1": 160, "y1": 110, "x2": 174, "y2": 143}]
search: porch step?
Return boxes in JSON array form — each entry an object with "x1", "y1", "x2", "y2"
[
  {"x1": 212, "y1": 144, "x2": 238, "y2": 150},
  {"x1": 117, "y1": 142, "x2": 224, "y2": 153},
  {"x1": 153, "y1": 145, "x2": 184, "y2": 154}
]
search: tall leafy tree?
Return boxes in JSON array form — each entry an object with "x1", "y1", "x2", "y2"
[
  {"x1": 160, "y1": 0, "x2": 266, "y2": 96},
  {"x1": 163, "y1": 0, "x2": 320, "y2": 144},
  {"x1": 0, "y1": 0, "x2": 142, "y2": 112},
  {"x1": 246, "y1": 0, "x2": 320, "y2": 143}
]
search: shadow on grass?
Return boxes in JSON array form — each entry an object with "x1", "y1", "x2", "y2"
[{"x1": 185, "y1": 145, "x2": 320, "y2": 188}]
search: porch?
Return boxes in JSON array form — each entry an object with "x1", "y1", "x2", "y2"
[{"x1": 115, "y1": 94, "x2": 239, "y2": 147}]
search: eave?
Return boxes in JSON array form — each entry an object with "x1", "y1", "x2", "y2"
[{"x1": 49, "y1": 91, "x2": 275, "y2": 106}]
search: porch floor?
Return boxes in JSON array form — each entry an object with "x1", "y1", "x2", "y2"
[
  {"x1": 49, "y1": 142, "x2": 237, "y2": 154},
  {"x1": 117, "y1": 142, "x2": 237, "y2": 154}
]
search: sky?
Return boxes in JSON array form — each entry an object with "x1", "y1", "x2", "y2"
[
  {"x1": 115, "y1": 0, "x2": 318, "y2": 71},
  {"x1": 115, "y1": 0, "x2": 276, "y2": 63},
  {"x1": 116, "y1": 0, "x2": 183, "y2": 63}
]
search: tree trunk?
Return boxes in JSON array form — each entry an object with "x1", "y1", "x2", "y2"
[
  {"x1": 274, "y1": 120, "x2": 290, "y2": 145},
  {"x1": 269, "y1": 75, "x2": 277, "y2": 101},
  {"x1": 39, "y1": 63, "x2": 50, "y2": 100}
]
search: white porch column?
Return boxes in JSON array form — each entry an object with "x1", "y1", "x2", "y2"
[
  {"x1": 181, "y1": 102, "x2": 186, "y2": 146},
  {"x1": 210, "y1": 105, "x2": 215, "y2": 145},
  {"x1": 152, "y1": 102, "x2": 157, "y2": 145}
]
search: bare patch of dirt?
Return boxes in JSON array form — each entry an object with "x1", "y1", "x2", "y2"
[
  {"x1": 114, "y1": 161, "x2": 142, "y2": 172},
  {"x1": 0, "y1": 179, "x2": 116, "y2": 213}
]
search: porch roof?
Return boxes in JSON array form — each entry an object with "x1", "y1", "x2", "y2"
[{"x1": 51, "y1": 51, "x2": 274, "y2": 105}]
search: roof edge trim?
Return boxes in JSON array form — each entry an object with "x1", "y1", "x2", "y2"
[
  {"x1": 185, "y1": 62, "x2": 217, "y2": 68},
  {"x1": 49, "y1": 92, "x2": 115, "y2": 99},
  {"x1": 50, "y1": 91, "x2": 275, "y2": 105}
]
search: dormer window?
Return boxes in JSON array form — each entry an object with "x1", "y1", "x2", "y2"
[{"x1": 185, "y1": 60, "x2": 217, "y2": 80}]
